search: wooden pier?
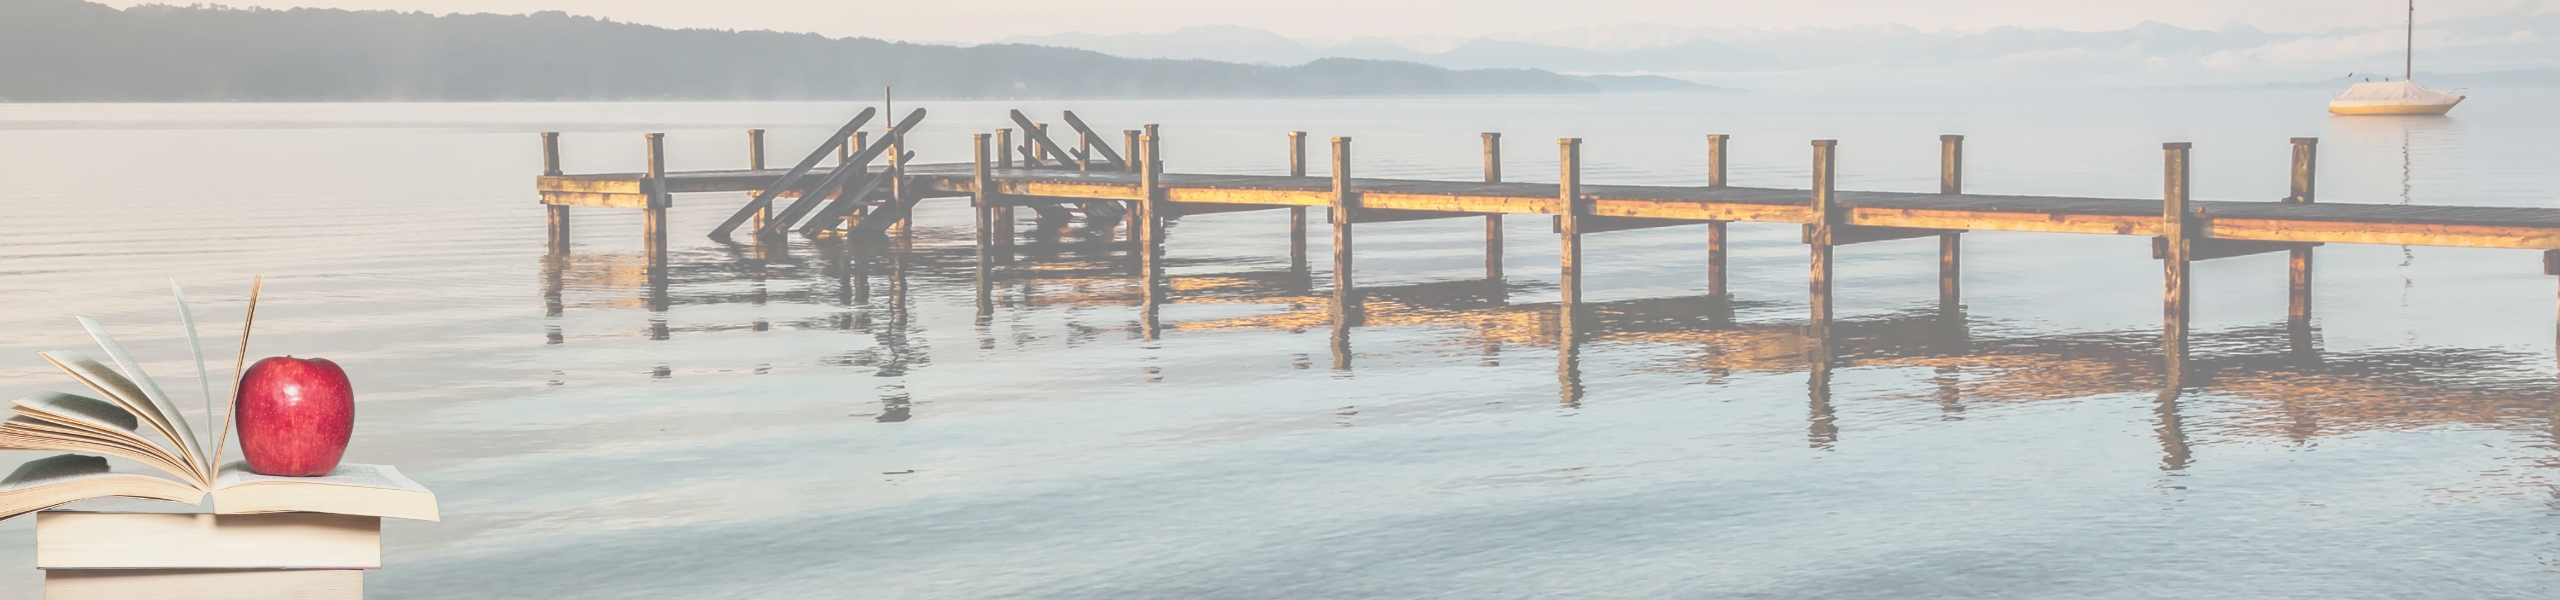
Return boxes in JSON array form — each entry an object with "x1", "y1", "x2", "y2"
[{"x1": 534, "y1": 110, "x2": 2560, "y2": 374}]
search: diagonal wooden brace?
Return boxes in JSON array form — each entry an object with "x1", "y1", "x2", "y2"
[
  {"x1": 1008, "y1": 110, "x2": 1080, "y2": 167},
  {"x1": 1059, "y1": 111, "x2": 1129, "y2": 170}
]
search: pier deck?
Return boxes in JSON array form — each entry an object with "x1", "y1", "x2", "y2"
[{"x1": 540, "y1": 165, "x2": 2560, "y2": 250}]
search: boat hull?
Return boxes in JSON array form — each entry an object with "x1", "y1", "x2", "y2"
[{"x1": 2328, "y1": 99, "x2": 2461, "y2": 115}]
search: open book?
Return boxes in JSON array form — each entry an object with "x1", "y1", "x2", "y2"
[{"x1": 0, "y1": 284, "x2": 436, "y2": 522}]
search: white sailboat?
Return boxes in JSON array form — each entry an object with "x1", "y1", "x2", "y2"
[{"x1": 2330, "y1": 0, "x2": 2464, "y2": 115}]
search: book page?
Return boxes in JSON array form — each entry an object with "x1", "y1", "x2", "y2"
[
  {"x1": 76, "y1": 317, "x2": 204, "y2": 472},
  {"x1": 215, "y1": 462, "x2": 426, "y2": 493},
  {"x1": 39, "y1": 352, "x2": 193, "y2": 473},
  {"x1": 14, "y1": 392, "x2": 140, "y2": 433},
  {"x1": 0, "y1": 454, "x2": 112, "y2": 492}
]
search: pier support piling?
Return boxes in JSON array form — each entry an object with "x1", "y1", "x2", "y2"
[
  {"x1": 972, "y1": 133, "x2": 994, "y2": 317},
  {"x1": 994, "y1": 128, "x2": 1015, "y2": 261},
  {"x1": 1808, "y1": 140, "x2": 1839, "y2": 336},
  {"x1": 1708, "y1": 134, "x2": 1730, "y2": 297},
  {"x1": 1484, "y1": 133, "x2": 1505, "y2": 282},
  {"x1": 1124, "y1": 130, "x2": 1141, "y2": 173},
  {"x1": 1940, "y1": 134, "x2": 1965, "y2": 311},
  {"x1": 1708, "y1": 222, "x2": 1729, "y2": 297},
  {"x1": 1559, "y1": 138, "x2": 1586, "y2": 349},
  {"x1": 748, "y1": 129, "x2": 771, "y2": 234},
  {"x1": 541, "y1": 132, "x2": 569, "y2": 255},
  {"x1": 1289, "y1": 132, "x2": 1309, "y2": 275},
  {"x1": 2288, "y1": 137, "x2": 2319, "y2": 324},
  {"x1": 2547, "y1": 251, "x2": 2560, "y2": 369},
  {"x1": 1141, "y1": 126, "x2": 1166, "y2": 339},
  {"x1": 2162, "y1": 142, "x2": 2196, "y2": 384},
  {"x1": 644, "y1": 133, "x2": 669, "y2": 264},
  {"x1": 1331, "y1": 137, "x2": 1360, "y2": 327}
]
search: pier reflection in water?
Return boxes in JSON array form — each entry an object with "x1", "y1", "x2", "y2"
[{"x1": 548, "y1": 202, "x2": 2560, "y2": 473}]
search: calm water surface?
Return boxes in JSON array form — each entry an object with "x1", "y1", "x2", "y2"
[{"x1": 1, "y1": 88, "x2": 2558, "y2": 598}]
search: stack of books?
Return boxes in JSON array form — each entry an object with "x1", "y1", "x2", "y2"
[
  {"x1": 38, "y1": 511, "x2": 403, "y2": 599},
  {"x1": 0, "y1": 302, "x2": 438, "y2": 597}
]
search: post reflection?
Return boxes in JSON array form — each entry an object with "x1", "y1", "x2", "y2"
[
  {"x1": 536, "y1": 207, "x2": 2560, "y2": 465},
  {"x1": 1806, "y1": 326, "x2": 1839, "y2": 448},
  {"x1": 2155, "y1": 385, "x2": 2192, "y2": 471}
]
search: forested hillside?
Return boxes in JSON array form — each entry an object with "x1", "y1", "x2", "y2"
[{"x1": 0, "y1": 0, "x2": 1694, "y2": 102}]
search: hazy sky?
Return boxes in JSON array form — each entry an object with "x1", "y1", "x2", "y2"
[{"x1": 97, "y1": 0, "x2": 2554, "y2": 41}]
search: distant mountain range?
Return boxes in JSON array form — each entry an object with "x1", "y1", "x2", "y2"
[
  {"x1": 999, "y1": 12, "x2": 2560, "y2": 86},
  {"x1": 0, "y1": 0, "x2": 1714, "y2": 102}
]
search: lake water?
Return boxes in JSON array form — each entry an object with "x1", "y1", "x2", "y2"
[{"x1": 1, "y1": 88, "x2": 2557, "y2": 598}]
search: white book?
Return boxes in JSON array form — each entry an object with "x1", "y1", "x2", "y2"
[
  {"x1": 46, "y1": 568, "x2": 361, "y2": 600},
  {"x1": 37, "y1": 511, "x2": 380, "y2": 569}
]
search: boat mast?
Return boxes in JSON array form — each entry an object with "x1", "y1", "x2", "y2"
[{"x1": 2405, "y1": 0, "x2": 2414, "y2": 81}]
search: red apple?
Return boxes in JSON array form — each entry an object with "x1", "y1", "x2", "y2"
[{"x1": 236, "y1": 356, "x2": 354, "y2": 477}]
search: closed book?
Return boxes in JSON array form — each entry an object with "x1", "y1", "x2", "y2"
[
  {"x1": 37, "y1": 512, "x2": 379, "y2": 569},
  {"x1": 46, "y1": 569, "x2": 361, "y2": 600}
]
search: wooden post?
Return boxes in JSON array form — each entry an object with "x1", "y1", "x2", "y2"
[
  {"x1": 1078, "y1": 131, "x2": 1093, "y2": 172},
  {"x1": 2288, "y1": 137, "x2": 2318, "y2": 324},
  {"x1": 541, "y1": 131, "x2": 565, "y2": 176},
  {"x1": 2548, "y1": 251, "x2": 2560, "y2": 368},
  {"x1": 1483, "y1": 133, "x2": 1505, "y2": 282},
  {"x1": 748, "y1": 129, "x2": 770, "y2": 233},
  {"x1": 997, "y1": 128, "x2": 1014, "y2": 168},
  {"x1": 1124, "y1": 130, "x2": 1141, "y2": 173},
  {"x1": 886, "y1": 131, "x2": 908, "y2": 238},
  {"x1": 851, "y1": 131, "x2": 869, "y2": 179},
  {"x1": 1708, "y1": 222, "x2": 1728, "y2": 297},
  {"x1": 1331, "y1": 137, "x2": 1360, "y2": 326},
  {"x1": 2163, "y1": 142, "x2": 2195, "y2": 384},
  {"x1": 1805, "y1": 139, "x2": 1841, "y2": 443},
  {"x1": 541, "y1": 132, "x2": 569, "y2": 254},
  {"x1": 1033, "y1": 124, "x2": 1051, "y2": 167},
  {"x1": 1940, "y1": 134, "x2": 1964, "y2": 311},
  {"x1": 1707, "y1": 134, "x2": 1729, "y2": 296},
  {"x1": 1289, "y1": 132, "x2": 1309, "y2": 274},
  {"x1": 1558, "y1": 138, "x2": 1586, "y2": 348},
  {"x1": 643, "y1": 133, "x2": 669, "y2": 264},
  {"x1": 1808, "y1": 139, "x2": 1839, "y2": 332},
  {"x1": 995, "y1": 128, "x2": 1015, "y2": 259},
  {"x1": 1140, "y1": 126, "x2": 1166, "y2": 339},
  {"x1": 973, "y1": 133, "x2": 993, "y2": 256},
  {"x1": 973, "y1": 133, "x2": 994, "y2": 317},
  {"x1": 1707, "y1": 134, "x2": 1729, "y2": 188}
]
